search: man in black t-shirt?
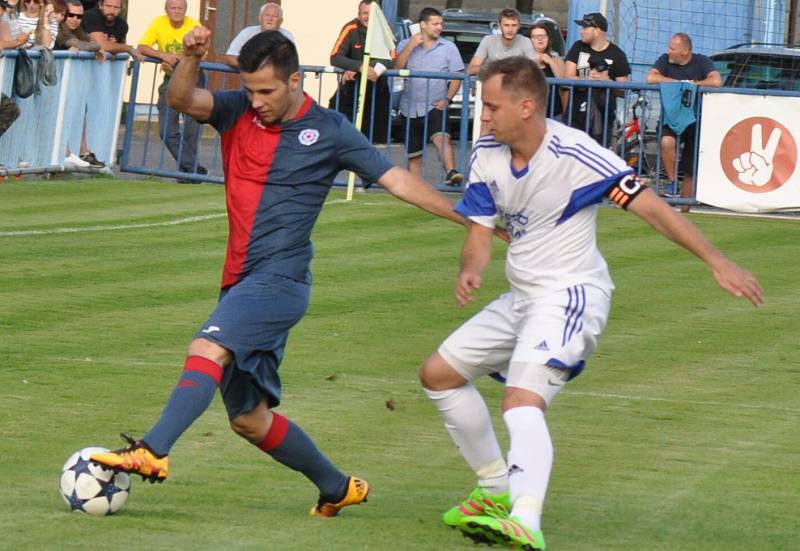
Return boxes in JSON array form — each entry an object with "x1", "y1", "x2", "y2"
[
  {"x1": 646, "y1": 33, "x2": 721, "y2": 210},
  {"x1": 565, "y1": 12, "x2": 631, "y2": 145},
  {"x1": 82, "y1": 0, "x2": 143, "y2": 61}
]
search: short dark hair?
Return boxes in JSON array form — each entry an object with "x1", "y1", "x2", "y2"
[
  {"x1": 479, "y1": 56, "x2": 548, "y2": 114},
  {"x1": 418, "y1": 7, "x2": 441, "y2": 22},
  {"x1": 358, "y1": 0, "x2": 372, "y2": 7},
  {"x1": 499, "y1": 8, "x2": 521, "y2": 22},
  {"x1": 239, "y1": 31, "x2": 299, "y2": 79}
]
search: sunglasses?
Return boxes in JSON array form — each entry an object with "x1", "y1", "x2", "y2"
[{"x1": 66, "y1": 11, "x2": 82, "y2": 18}]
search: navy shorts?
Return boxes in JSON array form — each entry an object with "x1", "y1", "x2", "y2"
[{"x1": 194, "y1": 271, "x2": 310, "y2": 419}]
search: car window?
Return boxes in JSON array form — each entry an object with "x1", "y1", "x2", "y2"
[
  {"x1": 714, "y1": 52, "x2": 800, "y2": 91},
  {"x1": 442, "y1": 33, "x2": 485, "y2": 64},
  {"x1": 711, "y1": 55, "x2": 742, "y2": 86}
]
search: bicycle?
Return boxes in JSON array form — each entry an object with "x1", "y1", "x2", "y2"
[{"x1": 616, "y1": 93, "x2": 671, "y2": 194}]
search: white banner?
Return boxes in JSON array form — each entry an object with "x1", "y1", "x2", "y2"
[{"x1": 696, "y1": 93, "x2": 800, "y2": 212}]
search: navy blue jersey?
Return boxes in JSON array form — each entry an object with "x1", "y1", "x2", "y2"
[
  {"x1": 206, "y1": 92, "x2": 393, "y2": 287},
  {"x1": 653, "y1": 52, "x2": 715, "y2": 82}
]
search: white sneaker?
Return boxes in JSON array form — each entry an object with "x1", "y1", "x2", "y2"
[{"x1": 64, "y1": 153, "x2": 90, "y2": 169}]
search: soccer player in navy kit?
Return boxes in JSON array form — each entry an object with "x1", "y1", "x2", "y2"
[{"x1": 91, "y1": 29, "x2": 466, "y2": 517}]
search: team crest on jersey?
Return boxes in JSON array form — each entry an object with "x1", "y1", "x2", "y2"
[{"x1": 299, "y1": 128, "x2": 320, "y2": 146}]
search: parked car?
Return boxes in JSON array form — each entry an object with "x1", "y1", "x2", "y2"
[{"x1": 710, "y1": 43, "x2": 800, "y2": 90}]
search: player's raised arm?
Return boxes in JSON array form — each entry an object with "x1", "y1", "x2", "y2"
[
  {"x1": 167, "y1": 26, "x2": 214, "y2": 122},
  {"x1": 625, "y1": 186, "x2": 764, "y2": 307}
]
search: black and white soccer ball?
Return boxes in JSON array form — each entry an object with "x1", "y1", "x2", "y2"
[{"x1": 59, "y1": 447, "x2": 131, "y2": 515}]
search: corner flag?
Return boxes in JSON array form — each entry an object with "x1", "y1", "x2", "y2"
[
  {"x1": 346, "y1": 2, "x2": 396, "y2": 200},
  {"x1": 364, "y1": 2, "x2": 396, "y2": 60}
]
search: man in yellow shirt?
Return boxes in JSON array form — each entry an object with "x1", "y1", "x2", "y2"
[{"x1": 138, "y1": 0, "x2": 206, "y2": 180}]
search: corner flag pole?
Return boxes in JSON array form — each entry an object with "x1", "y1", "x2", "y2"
[
  {"x1": 346, "y1": 2, "x2": 395, "y2": 201},
  {"x1": 346, "y1": 51, "x2": 373, "y2": 200}
]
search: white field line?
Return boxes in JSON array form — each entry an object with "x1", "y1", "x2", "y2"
[
  {"x1": 563, "y1": 389, "x2": 800, "y2": 414},
  {"x1": 0, "y1": 213, "x2": 227, "y2": 237},
  {"x1": 0, "y1": 199, "x2": 401, "y2": 238},
  {"x1": 44, "y1": 357, "x2": 800, "y2": 414}
]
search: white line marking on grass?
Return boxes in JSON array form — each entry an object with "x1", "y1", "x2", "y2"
[
  {"x1": 0, "y1": 213, "x2": 227, "y2": 237},
  {"x1": 564, "y1": 389, "x2": 800, "y2": 414},
  {"x1": 324, "y1": 198, "x2": 401, "y2": 206},
  {"x1": 1, "y1": 198, "x2": 403, "y2": 237}
]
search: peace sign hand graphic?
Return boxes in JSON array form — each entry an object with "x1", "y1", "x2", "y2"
[{"x1": 732, "y1": 123, "x2": 781, "y2": 187}]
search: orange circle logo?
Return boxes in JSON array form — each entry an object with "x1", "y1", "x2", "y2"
[{"x1": 719, "y1": 117, "x2": 797, "y2": 193}]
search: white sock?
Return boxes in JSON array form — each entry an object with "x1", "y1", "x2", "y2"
[
  {"x1": 424, "y1": 385, "x2": 508, "y2": 493},
  {"x1": 503, "y1": 406, "x2": 552, "y2": 531}
]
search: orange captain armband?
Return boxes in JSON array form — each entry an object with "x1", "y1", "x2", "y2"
[{"x1": 606, "y1": 173, "x2": 646, "y2": 210}]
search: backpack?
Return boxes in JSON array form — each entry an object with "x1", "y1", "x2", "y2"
[
  {"x1": 13, "y1": 48, "x2": 39, "y2": 98},
  {"x1": 37, "y1": 48, "x2": 58, "y2": 87}
]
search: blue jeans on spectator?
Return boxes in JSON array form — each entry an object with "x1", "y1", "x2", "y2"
[{"x1": 158, "y1": 76, "x2": 202, "y2": 173}]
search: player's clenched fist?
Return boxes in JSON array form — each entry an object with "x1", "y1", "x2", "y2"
[{"x1": 183, "y1": 26, "x2": 212, "y2": 57}]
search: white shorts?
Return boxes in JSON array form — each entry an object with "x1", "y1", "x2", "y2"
[{"x1": 438, "y1": 285, "x2": 611, "y2": 405}]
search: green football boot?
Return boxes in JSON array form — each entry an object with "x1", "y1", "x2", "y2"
[
  {"x1": 441, "y1": 485, "x2": 511, "y2": 527},
  {"x1": 458, "y1": 513, "x2": 546, "y2": 550}
]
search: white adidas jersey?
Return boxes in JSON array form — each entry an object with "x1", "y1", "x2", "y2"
[{"x1": 454, "y1": 119, "x2": 633, "y2": 300}]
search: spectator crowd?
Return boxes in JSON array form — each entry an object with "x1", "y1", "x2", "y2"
[{"x1": 0, "y1": 0, "x2": 723, "y2": 200}]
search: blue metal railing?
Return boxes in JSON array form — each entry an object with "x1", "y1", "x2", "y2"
[{"x1": 0, "y1": 50, "x2": 127, "y2": 175}]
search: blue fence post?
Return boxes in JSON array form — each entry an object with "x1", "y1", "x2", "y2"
[
  {"x1": 458, "y1": 72, "x2": 471, "y2": 178},
  {"x1": 120, "y1": 59, "x2": 141, "y2": 173}
]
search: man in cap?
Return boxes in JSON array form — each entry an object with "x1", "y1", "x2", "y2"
[{"x1": 564, "y1": 12, "x2": 630, "y2": 144}]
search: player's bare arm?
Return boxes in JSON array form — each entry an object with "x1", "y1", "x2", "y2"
[
  {"x1": 166, "y1": 26, "x2": 214, "y2": 122},
  {"x1": 378, "y1": 166, "x2": 465, "y2": 225},
  {"x1": 625, "y1": 185, "x2": 764, "y2": 307},
  {"x1": 455, "y1": 221, "x2": 493, "y2": 307}
]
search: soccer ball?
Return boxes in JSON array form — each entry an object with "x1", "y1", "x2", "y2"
[{"x1": 59, "y1": 447, "x2": 131, "y2": 516}]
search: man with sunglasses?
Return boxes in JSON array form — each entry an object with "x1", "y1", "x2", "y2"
[{"x1": 83, "y1": 0, "x2": 143, "y2": 62}]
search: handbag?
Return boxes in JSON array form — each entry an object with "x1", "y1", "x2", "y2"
[{"x1": 13, "y1": 47, "x2": 39, "y2": 98}]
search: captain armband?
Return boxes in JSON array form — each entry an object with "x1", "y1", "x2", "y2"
[{"x1": 606, "y1": 174, "x2": 646, "y2": 210}]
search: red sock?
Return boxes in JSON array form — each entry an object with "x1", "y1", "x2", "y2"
[{"x1": 258, "y1": 412, "x2": 289, "y2": 452}]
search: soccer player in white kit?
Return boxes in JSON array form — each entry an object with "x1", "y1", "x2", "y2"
[{"x1": 419, "y1": 56, "x2": 764, "y2": 550}]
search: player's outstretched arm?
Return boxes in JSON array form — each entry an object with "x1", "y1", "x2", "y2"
[
  {"x1": 456, "y1": 221, "x2": 493, "y2": 307},
  {"x1": 626, "y1": 188, "x2": 764, "y2": 307},
  {"x1": 167, "y1": 26, "x2": 214, "y2": 122},
  {"x1": 378, "y1": 166, "x2": 465, "y2": 225}
]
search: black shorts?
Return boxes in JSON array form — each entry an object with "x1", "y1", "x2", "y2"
[
  {"x1": 662, "y1": 123, "x2": 697, "y2": 173},
  {"x1": 400, "y1": 108, "x2": 450, "y2": 158}
]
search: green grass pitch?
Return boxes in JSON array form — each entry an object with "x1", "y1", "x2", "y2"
[{"x1": 0, "y1": 179, "x2": 798, "y2": 550}]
